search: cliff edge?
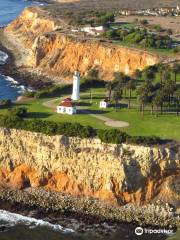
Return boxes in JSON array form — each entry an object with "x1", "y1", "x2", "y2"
[
  {"x1": 4, "y1": 7, "x2": 159, "y2": 82},
  {"x1": 0, "y1": 128, "x2": 179, "y2": 207}
]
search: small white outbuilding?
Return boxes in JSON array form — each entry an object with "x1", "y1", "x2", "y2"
[{"x1": 99, "y1": 99, "x2": 110, "y2": 109}]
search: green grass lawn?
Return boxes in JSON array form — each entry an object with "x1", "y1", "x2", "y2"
[
  {"x1": 0, "y1": 86, "x2": 179, "y2": 140},
  {"x1": 14, "y1": 98, "x2": 107, "y2": 130},
  {"x1": 104, "y1": 108, "x2": 180, "y2": 140},
  {"x1": 78, "y1": 92, "x2": 180, "y2": 140}
]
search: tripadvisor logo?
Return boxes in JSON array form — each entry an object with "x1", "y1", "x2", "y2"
[
  {"x1": 135, "y1": 226, "x2": 174, "y2": 236},
  {"x1": 135, "y1": 227, "x2": 144, "y2": 236}
]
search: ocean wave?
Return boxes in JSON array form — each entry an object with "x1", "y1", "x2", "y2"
[
  {"x1": 0, "y1": 74, "x2": 35, "y2": 97},
  {"x1": 3, "y1": 75, "x2": 19, "y2": 85},
  {"x1": 0, "y1": 210, "x2": 74, "y2": 233},
  {"x1": 22, "y1": 0, "x2": 45, "y2": 6},
  {"x1": 0, "y1": 50, "x2": 8, "y2": 65}
]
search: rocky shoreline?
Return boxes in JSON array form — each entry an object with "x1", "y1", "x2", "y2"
[
  {"x1": 0, "y1": 28, "x2": 53, "y2": 90},
  {"x1": 0, "y1": 187, "x2": 179, "y2": 229},
  {"x1": 0, "y1": 187, "x2": 178, "y2": 239}
]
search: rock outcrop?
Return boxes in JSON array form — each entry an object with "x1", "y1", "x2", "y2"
[
  {"x1": 0, "y1": 128, "x2": 179, "y2": 207},
  {"x1": 4, "y1": 7, "x2": 159, "y2": 82}
]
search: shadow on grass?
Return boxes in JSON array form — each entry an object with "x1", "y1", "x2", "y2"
[
  {"x1": 78, "y1": 109, "x2": 110, "y2": 115},
  {"x1": 27, "y1": 112, "x2": 52, "y2": 119},
  {"x1": 81, "y1": 96, "x2": 105, "y2": 100},
  {"x1": 0, "y1": 102, "x2": 31, "y2": 109},
  {"x1": 76, "y1": 102, "x2": 92, "y2": 107}
]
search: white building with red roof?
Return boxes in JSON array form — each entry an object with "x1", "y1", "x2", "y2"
[{"x1": 57, "y1": 98, "x2": 77, "y2": 115}]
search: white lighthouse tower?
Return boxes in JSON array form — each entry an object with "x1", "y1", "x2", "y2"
[{"x1": 71, "y1": 71, "x2": 80, "y2": 101}]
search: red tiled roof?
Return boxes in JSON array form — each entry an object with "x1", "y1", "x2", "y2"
[
  {"x1": 59, "y1": 101, "x2": 74, "y2": 107},
  {"x1": 59, "y1": 98, "x2": 73, "y2": 106},
  {"x1": 63, "y1": 98, "x2": 72, "y2": 102}
]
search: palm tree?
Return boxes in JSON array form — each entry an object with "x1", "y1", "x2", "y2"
[
  {"x1": 144, "y1": 67, "x2": 156, "y2": 82},
  {"x1": 105, "y1": 82, "x2": 113, "y2": 100},
  {"x1": 174, "y1": 89, "x2": 180, "y2": 115},
  {"x1": 126, "y1": 78, "x2": 136, "y2": 109},
  {"x1": 134, "y1": 69, "x2": 142, "y2": 80},
  {"x1": 163, "y1": 79, "x2": 176, "y2": 109},
  {"x1": 137, "y1": 86, "x2": 148, "y2": 115},
  {"x1": 113, "y1": 89, "x2": 122, "y2": 112},
  {"x1": 113, "y1": 72, "x2": 129, "y2": 97},
  {"x1": 87, "y1": 68, "x2": 99, "y2": 102},
  {"x1": 163, "y1": 69, "x2": 171, "y2": 82},
  {"x1": 172, "y1": 63, "x2": 180, "y2": 84},
  {"x1": 153, "y1": 90, "x2": 164, "y2": 116},
  {"x1": 137, "y1": 80, "x2": 154, "y2": 115},
  {"x1": 157, "y1": 63, "x2": 166, "y2": 86}
]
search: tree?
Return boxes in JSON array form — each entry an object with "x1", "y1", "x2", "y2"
[
  {"x1": 137, "y1": 80, "x2": 154, "y2": 115},
  {"x1": 105, "y1": 29, "x2": 116, "y2": 39},
  {"x1": 133, "y1": 69, "x2": 142, "y2": 80},
  {"x1": 113, "y1": 72, "x2": 129, "y2": 96},
  {"x1": 126, "y1": 78, "x2": 136, "y2": 109},
  {"x1": 172, "y1": 63, "x2": 180, "y2": 84},
  {"x1": 140, "y1": 19, "x2": 149, "y2": 25},
  {"x1": 174, "y1": 89, "x2": 180, "y2": 115},
  {"x1": 157, "y1": 63, "x2": 166, "y2": 86},
  {"x1": 144, "y1": 67, "x2": 156, "y2": 82},
  {"x1": 163, "y1": 79, "x2": 176, "y2": 109},
  {"x1": 163, "y1": 69, "x2": 171, "y2": 83},
  {"x1": 153, "y1": 90, "x2": 164, "y2": 116},
  {"x1": 112, "y1": 89, "x2": 122, "y2": 111},
  {"x1": 87, "y1": 68, "x2": 99, "y2": 102},
  {"x1": 105, "y1": 82, "x2": 113, "y2": 100}
]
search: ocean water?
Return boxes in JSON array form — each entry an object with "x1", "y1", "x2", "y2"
[
  {"x1": 0, "y1": 0, "x2": 42, "y2": 100},
  {"x1": 0, "y1": 210, "x2": 77, "y2": 240}
]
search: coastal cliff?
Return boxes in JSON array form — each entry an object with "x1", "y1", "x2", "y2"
[
  {"x1": 0, "y1": 128, "x2": 179, "y2": 207},
  {"x1": 4, "y1": 7, "x2": 159, "y2": 82}
]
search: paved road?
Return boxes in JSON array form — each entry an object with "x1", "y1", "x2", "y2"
[{"x1": 43, "y1": 97, "x2": 129, "y2": 128}]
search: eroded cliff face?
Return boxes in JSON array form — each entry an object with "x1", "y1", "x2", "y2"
[
  {"x1": 4, "y1": 7, "x2": 159, "y2": 82},
  {"x1": 0, "y1": 128, "x2": 179, "y2": 206}
]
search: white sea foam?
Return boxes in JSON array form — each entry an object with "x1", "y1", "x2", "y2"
[
  {"x1": 0, "y1": 210, "x2": 74, "y2": 233},
  {"x1": 22, "y1": 0, "x2": 45, "y2": 6},
  {"x1": 0, "y1": 50, "x2": 8, "y2": 64},
  {"x1": 0, "y1": 74, "x2": 35, "y2": 97},
  {"x1": 3, "y1": 75, "x2": 19, "y2": 85}
]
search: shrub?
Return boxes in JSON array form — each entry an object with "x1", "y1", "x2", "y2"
[
  {"x1": 140, "y1": 19, "x2": 149, "y2": 25},
  {"x1": 0, "y1": 110, "x2": 164, "y2": 146},
  {"x1": 0, "y1": 114, "x2": 96, "y2": 138},
  {"x1": 0, "y1": 115, "x2": 24, "y2": 129},
  {"x1": 23, "y1": 91, "x2": 36, "y2": 98},
  {"x1": 126, "y1": 135, "x2": 162, "y2": 145},
  {"x1": 8, "y1": 107, "x2": 27, "y2": 118},
  {"x1": 97, "y1": 129, "x2": 127, "y2": 144}
]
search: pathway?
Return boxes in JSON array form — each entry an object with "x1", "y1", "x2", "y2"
[{"x1": 43, "y1": 97, "x2": 129, "y2": 128}]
